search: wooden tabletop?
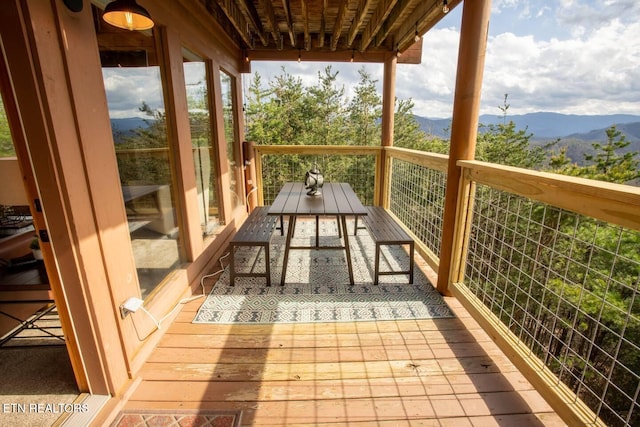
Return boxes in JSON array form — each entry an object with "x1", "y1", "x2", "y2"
[{"x1": 268, "y1": 182, "x2": 367, "y2": 216}]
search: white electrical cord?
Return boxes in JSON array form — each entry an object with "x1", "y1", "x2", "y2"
[
  {"x1": 157, "y1": 251, "x2": 231, "y2": 326},
  {"x1": 130, "y1": 251, "x2": 231, "y2": 338}
]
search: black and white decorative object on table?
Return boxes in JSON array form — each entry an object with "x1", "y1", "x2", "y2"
[{"x1": 304, "y1": 164, "x2": 324, "y2": 196}]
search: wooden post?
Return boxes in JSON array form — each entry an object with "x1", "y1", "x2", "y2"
[
  {"x1": 379, "y1": 54, "x2": 397, "y2": 208},
  {"x1": 437, "y1": 0, "x2": 492, "y2": 295},
  {"x1": 243, "y1": 141, "x2": 258, "y2": 210}
]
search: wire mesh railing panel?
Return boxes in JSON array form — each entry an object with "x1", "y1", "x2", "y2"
[
  {"x1": 259, "y1": 153, "x2": 376, "y2": 205},
  {"x1": 464, "y1": 184, "x2": 640, "y2": 426},
  {"x1": 388, "y1": 158, "x2": 446, "y2": 258}
]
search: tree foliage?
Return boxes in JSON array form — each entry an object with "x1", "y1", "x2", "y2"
[{"x1": 0, "y1": 96, "x2": 16, "y2": 157}]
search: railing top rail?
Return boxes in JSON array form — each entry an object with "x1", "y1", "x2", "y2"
[
  {"x1": 458, "y1": 159, "x2": 640, "y2": 231},
  {"x1": 384, "y1": 147, "x2": 449, "y2": 172},
  {"x1": 254, "y1": 145, "x2": 383, "y2": 155}
]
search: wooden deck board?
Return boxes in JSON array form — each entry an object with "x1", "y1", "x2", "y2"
[{"x1": 123, "y1": 261, "x2": 565, "y2": 426}]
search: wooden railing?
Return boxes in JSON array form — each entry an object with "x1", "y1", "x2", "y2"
[
  {"x1": 453, "y1": 160, "x2": 640, "y2": 426},
  {"x1": 252, "y1": 144, "x2": 640, "y2": 426},
  {"x1": 253, "y1": 145, "x2": 383, "y2": 206}
]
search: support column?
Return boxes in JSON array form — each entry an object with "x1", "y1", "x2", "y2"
[
  {"x1": 379, "y1": 53, "x2": 396, "y2": 207},
  {"x1": 437, "y1": 0, "x2": 492, "y2": 295}
]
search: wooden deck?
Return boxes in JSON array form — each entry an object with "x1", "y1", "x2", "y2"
[{"x1": 123, "y1": 259, "x2": 566, "y2": 426}]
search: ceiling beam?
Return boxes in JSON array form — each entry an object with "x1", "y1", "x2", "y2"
[
  {"x1": 360, "y1": 0, "x2": 398, "y2": 52},
  {"x1": 374, "y1": 0, "x2": 422, "y2": 47},
  {"x1": 281, "y1": 0, "x2": 296, "y2": 47},
  {"x1": 258, "y1": 0, "x2": 283, "y2": 49},
  {"x1": 347, "y1": 0, "x2": 376, "y2": 47},
  {"x1": 301, "y1": 0, "x2": 311, "y2": 50},
  {"x1": 217, "y1": 0, "x2": 253, "y2": 47},
  {"x1": 395, "y1": 0, "x2": 462, "y2": 52},
  {"x1": 247, "y1": 47, "x2": 393, "y2": 63},
  {"x1": 232, "y1": 0, "x2": 269, "y2": 46},
  {"x1": 330, "y1": 0, "x2": 349, "y2": 51},
  {"x1": 318, "y1": 0, "x2": 327, "y2": 48}
]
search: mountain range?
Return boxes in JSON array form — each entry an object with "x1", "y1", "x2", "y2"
[
  {"x1": 111, "y1": 112, "x2": 640, "y2": 148},
  {"x1": 415, "y1": 112, "x2": 640, "y2": 142}
]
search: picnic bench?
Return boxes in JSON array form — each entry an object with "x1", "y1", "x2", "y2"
[
  {"x1": 229, "y1": 206, "x2": 278, "y2": 286},
  {"x1": 360, "y1": 206, "x2": 414, "y2": 285}
]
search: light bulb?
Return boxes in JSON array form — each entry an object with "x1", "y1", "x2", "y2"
[
  {"x1": 443, "y1": 0, "x2": 449, "y2": 13},
  {"x1": 414, "y1": 32, "x2": 421, "y2": 43},
  {"x1": 125, "y1": 11, "x2": 134, "y2": 30}
]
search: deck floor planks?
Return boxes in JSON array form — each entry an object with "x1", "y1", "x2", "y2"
[{"x1": 123, "y1": 260, "x2": 566, "y2": 426}]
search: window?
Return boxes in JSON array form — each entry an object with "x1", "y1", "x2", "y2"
[
  {"x1": 183, "y1": 49, "x2": 223, "y2": 237},
  {"x1": 220, "y1": 70, "x2": 243, "y2": 211}
]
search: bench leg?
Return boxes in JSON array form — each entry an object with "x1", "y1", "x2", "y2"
[
  {"x1": 340, "y1": 215, "x2": 355, "y2": 285},
  {"x1": 409, "y1": 242, "x2": 414, "y2": 284},
  {"x1": 263, "y1": 243, "x2": 271, "y2": 287},
  {"x1": 229, "y1": 245, "x2": 236, "y2": 286},
  {"x1": 280, "y1": 216, "x2": 296, "y2": 286},
  {"x1": 374, "y1": 243, "x2": 381, "y2": 286}
]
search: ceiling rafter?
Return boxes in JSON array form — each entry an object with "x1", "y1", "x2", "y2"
[
  {"x1": 330, "y1": 0, "x2": 349, "y2": 51},
  {"x1": 317, "y1": 0, "x2": 327, "y2": 48},
  {"x1": 395, "y1": 0, "x2": 455, "y2": 52},
  {"x1": 347, "y1": 0, "x2": 376, "y2": 48},
  {"x1": 197, "y1": 0, "x2": 463, "y2": 63},
  {"x1": 217, "y1": 0, "x2": 253, "y2": 47},
  {"x1": 359, "y1": 0, "x2": 398, "y2": 52},
  {"x1": 231, "y1": 0, "x2": 269, "y2": 46},
  {"x1": 281, "y1": 0, "x2": 297, "y2": 47},
  {"x1": 257, "y1": 0, "x2": 283, "y2": 49},
  {"x1": 301, "y1": 0, "x2": 311, "y2": 50},
  {"x1": 374, "y1": 0, "x2": 422, "y2": 47}
]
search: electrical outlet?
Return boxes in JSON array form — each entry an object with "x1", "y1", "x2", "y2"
[{"x1": 119, "y1": 297, "x2": 144, "y2": 318}]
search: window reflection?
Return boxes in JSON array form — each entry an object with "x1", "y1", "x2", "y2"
[
  {"x1": 97, "y1": 14, "x2": 183, "y2": 299},
  {"x1": 183, "y1": 49, "x2": 223, "y2": 237},
  {"x1": 220, "y1": 70, "x2": 243, "y2": 211}
]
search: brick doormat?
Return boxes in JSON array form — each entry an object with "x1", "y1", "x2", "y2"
[{"x1": 111, "y1": 409, "x2": 242, "y2": 427}]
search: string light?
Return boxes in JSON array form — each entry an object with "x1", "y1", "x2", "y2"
[
  {"x1": 443, "y1": 0, "x2": 449, "y2": 14},
  {"x1": 414, "y1": 23, "x2": 421, "y2": 43},
  {"x1": 298, "y1": 49, "x2": 301, "y2": 63}
]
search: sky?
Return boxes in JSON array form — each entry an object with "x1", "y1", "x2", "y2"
[{"x1": 249, "y1": 0, "x2": 640, "y2": 119}]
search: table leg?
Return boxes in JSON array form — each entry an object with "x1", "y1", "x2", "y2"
[
  {"x1": 340, "y1": 215, "x2": 354, "y2": 285},
  {"x1": 280, "y1": 215, "x2": 296, "y2": 286},
  {"x1": 315, "y1": 215, "x2": 320, "y2": 248}
]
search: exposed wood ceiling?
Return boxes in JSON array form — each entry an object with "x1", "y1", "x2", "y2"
[{"x1": 199, "y1": 0, "x2": 462, "y2": 64}]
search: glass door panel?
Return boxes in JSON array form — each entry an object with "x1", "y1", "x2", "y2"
[{"x1": 97, "y1": 16, "x2": 183, "y2": 299}]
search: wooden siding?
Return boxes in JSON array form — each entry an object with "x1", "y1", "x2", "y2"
[{"x1": 122, "y1": 258, "x2": 565, "y2": 426}]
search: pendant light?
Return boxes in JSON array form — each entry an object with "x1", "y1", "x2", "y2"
[{"x1": 103, "y1": 0, "x2": 154, "y2": 31}]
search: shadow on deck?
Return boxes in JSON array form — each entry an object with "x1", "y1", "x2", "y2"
[{"x1": 120, "y1": 219, "x2": 565, "y2": 426}]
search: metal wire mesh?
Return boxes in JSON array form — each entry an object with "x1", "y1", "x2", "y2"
[
  {"x1": 464, "y1": 184, "x2": 640, "y2": 426},
  {"x1": 259, "y1": 153, "x2": 376, "y2": 205},
  {"x1": 388, "y1": 158, "x2": 446, "y2": 258}
]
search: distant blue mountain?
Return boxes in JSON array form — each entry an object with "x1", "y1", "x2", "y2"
[
  {"x1": 110, "y1": 117, "x2": 149, "y2": 143},
  {"x1": 415, "y1": 112, "x2": 640, "y2": 141}
]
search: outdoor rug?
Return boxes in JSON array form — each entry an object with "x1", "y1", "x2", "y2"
[
  {"x1": 111, "y1": 409, "x2": 242, "y2": 427},
  {"x1": 193, "y1": 218, "x2": 454, "y2": 324}
]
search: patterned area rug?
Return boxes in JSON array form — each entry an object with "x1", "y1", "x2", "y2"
[
  {"x1": 194, "y1": 218, "x2": 454, "y2": 324},
  {"x1": 111, "y1": 409, "x2": 241, "y2": 427}
]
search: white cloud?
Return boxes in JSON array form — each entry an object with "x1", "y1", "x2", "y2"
[
  {"x1": 102, "y1": 67, "x2": 165, "y2": 118},
  {"x1": 249, "y1": 1, "x2": 640, "y2": 119}
]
